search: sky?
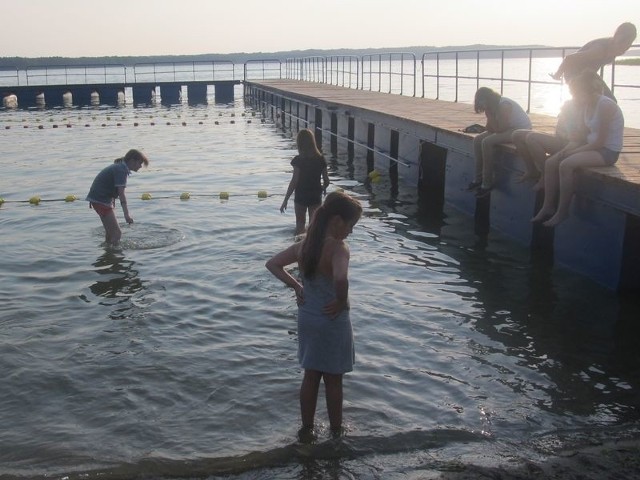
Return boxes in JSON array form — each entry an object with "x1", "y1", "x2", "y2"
[{"x1": 1, "y1": 0, "x2": 638, "y2": 58}]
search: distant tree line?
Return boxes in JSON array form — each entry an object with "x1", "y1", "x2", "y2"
[{"x1": 0, "y1": 45, "x2": 559, "y2": 69}]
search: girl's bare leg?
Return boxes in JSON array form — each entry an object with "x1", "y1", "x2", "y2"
[
  {"x1": 480, "y1": 130, "x2": 514, "y2": 189},
  {"x1": 544, "y1": 151, "x2": 606, "y2": 227},
  {"x1": 100, "y1": 210, "x2": 121, "y2": 246},
  {"x1": 532, "y1": 153, "x2": 562, "y2": 222},
  {"x1": 322, "y1": 373, "x2": 344, "y2": 434},
  {"x1": 293, "y1": 203, "x2": 307, "y2": 235},
  {"x1": 300, "y1": 370, "x2": 322, "y2": 429},
  {"x1": 511, "y1": 129, "x2": 536, "y2": 181}
]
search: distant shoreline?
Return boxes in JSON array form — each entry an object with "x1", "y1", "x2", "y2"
[{"x1": 1, "y1": 45, "x2": 638, "y2": 69}]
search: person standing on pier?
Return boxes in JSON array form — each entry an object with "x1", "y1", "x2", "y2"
[
  {"x1": 551, "y1": 22, "x2": 637, "y2": 101},
  {"x1": 267, "y1": 191, "x2": 362, "y2": 438},
  {"x1": 468, "y1": 87, "x2": 531, "y2": 198},
  {"x1": 280, "y1": 129, "x2": 330, "y2": 236},
  {"x1": 532, "y1": 70, "x2": 624, "y2": 227},
  {"x1": 86, "y1": 149, "x2": 149, "y2": 247}
]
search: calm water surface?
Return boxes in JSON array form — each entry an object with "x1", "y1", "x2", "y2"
[{"x1": 1, "y1": 94, "x2": 639, "y2": 479}]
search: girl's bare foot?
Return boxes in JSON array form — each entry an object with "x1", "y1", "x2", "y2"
[
  {"x1": 531, "y1": 209, "x2": 554, "y2": 223},
  {"x1": 516, "y1": 173, "x2": 539, "y2": 184},
  {"x1": 532, "y1": 178, "x2": 545, "y2": 191},
  {"x1": 543, "y1": 212, "x2": 568, "y2": 227}
]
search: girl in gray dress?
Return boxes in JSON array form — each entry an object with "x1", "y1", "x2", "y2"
[{"x1": 266, "y1": 191, "x2": 362, "y2": 436}]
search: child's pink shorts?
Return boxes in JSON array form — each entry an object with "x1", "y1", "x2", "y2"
[{"x1": 90, "y1": 202, "x2": 113, "y2": 218}]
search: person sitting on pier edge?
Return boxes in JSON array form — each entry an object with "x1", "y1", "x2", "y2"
[
  {"x1": 532, "y1": 70, "x2": 624, "y2": 227},
  {"x1": 468, "y1": 87, "x2": 531, "y2": 198},
  {"x1": 551, "y1": 22, "x2": 637, "y2": 101},
  {"x1": 511, "y1": 98, "x2": 584, "y2": 188},
  {"x1": 280, "y1": 129, "x2": 330, "y2": 235}
]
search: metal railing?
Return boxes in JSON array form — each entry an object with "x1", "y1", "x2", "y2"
[
  {"x1": 23, "y1": 64, "x2": 127, "y2": 86},
  {"x1": 361, "y1": 52, "x2": 416, "y2": 96},
  {"x1": 133, "y1": 61, "x2": 236, "y2": 83},
  {"x1": 421, "y1": 47, "x2": 575, "y2": 111},
  {"x1": 3, "y1": 45, "x2": 637, "y2": 108},
  {"x1": 244, "y1": 59, "x2": 282, "y2": 81},
  {"x1": 325, "y1": 55, "x2": 359, "y2": 89},
  {"x1": 0, "y1": 66, "x2": 19, "y2": 87}
]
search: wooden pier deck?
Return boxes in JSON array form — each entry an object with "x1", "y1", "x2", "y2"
[
  {"x1": 245, "y1": 79, "x2": 640, "y2": 291},
  {"x1": 249, "y1": 79, "x2": 640, "y2": 190}
]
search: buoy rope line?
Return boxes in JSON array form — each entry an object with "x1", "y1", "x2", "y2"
[
  {"x1": 0, "y1": 111, "x2": 266, "y2": 129},
  {"x1": 0, "y1": 191, "x2": 276, "y2": 207},
  {"x1": 0, "y1": 187, "x2": 367, "y2": 207}
]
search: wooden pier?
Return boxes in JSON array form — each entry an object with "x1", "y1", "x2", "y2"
[{"x1": 244, "y1": 79, "x2": 640, "y2": 291}]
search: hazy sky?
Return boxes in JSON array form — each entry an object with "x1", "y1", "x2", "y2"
[{"x1": 1, "y1": 0, "x2": 638, "y2": 57}]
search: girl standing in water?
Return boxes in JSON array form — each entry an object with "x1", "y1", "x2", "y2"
[
  {"x1": 280, "y1": 129, "x2": 330, "y2": 235},
  {"x1": 267, "y1": 191, "x2": 362, "y2": 437},
  {"x1": 86, "y1": 149, "x2": 149, "y2": 247}
]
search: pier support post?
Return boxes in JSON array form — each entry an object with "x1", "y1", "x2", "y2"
[
  {"x1": 132, "y1": 85, "x2": 155, "y2": 105},
  {"x1": 314, "y1": 109, "x2": 323, "y2": 150},
  {"x1": 160, "y1": 85, "x2": 181, "y2": 105},
  {"x1": 214, "y1": 83, "x2": 234, "y2": 103},
  {"x1": 331, "y1": 113, "x2": 338, "y2": 156},
  {"x1": 98, "y1": 87, "x2": 124, "y2": 106},
  {"x1": 390, "y1": 130, "x2": 399, "y2": 196},
  {"x1": 71, "y1": 87, "x2": 93, "y2": 106},
  {"x1": 418, "y1": 141, "x2": 447, "y2": 220},
  {"x1": 347, "y1": 117, "x2": 355, "y2": 161},
  {"x1": 187, "y1": 84, "x2": 208, "y2": 105},
  {"x1": 620, "y1": 214, "x2": 640, "y2": 291},
  {"x1": 366, "y1": 123, "x2": 375, "y2": 173}
]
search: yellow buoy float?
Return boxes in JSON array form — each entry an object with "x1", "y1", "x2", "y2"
[
  {"x1": 29, "y1": 196, "x2": 41, "y2": 205},
  {"x1": 0, "y1": 197, "x2": 4, "y2": 206},
  {"x1": 257, "y1": 190, "x2": 268, "y2": 199},
  {"x1": 65, "y1": 194, "x2": 77, "y2": 202},
  {"x1": 219, "y1": 192, "x2": 229, "y2": 200},
  {"x1": 141, "y1": 192, "x2": 152, "y2": 200},
  {"x1": 180, "y1": 192, "x2": 190, "y2": 200}
]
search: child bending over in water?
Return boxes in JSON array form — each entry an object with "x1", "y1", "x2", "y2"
[
  {"x1": 86, "y1": 149, "x2": 149, "y2": 247},
  {"x1": 266, "y1": 191, "x2": 362, "y2": 437},
  {"x1": 280, "y1": 129, "x2": 330, "y2": 235}
]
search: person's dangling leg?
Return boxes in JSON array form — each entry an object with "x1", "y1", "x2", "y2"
[{"x1": 544, "y1": 151, "x2": 607, "y2": 227}]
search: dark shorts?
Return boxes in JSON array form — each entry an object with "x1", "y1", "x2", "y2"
[
  {"x1": 294, "y1": 191, "x2": 322, "y2": 208},
  {"x1": 90, "y1": 202, "x2": 113, "y2": 217},
  {"x1": 598, "y1": 147, "x2": 620, "y2": 166}
]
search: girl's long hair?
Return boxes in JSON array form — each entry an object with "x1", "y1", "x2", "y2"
[
  {"x1": 299, "y1": 191, "x2": 362, "y2": 278},
  {"x1": 296, "y1": 128, "x2": 322, "y2": 158},
  {"x1": 474, "y1": 87, "x2": 501, "y2": 114},
  {"x1": 114, "y1": 148, "x2": 149, "y2": 166}
]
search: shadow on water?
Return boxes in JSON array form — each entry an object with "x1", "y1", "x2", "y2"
[{"x1": 331, "y1": 149, "x2": 640, "y2": 423}]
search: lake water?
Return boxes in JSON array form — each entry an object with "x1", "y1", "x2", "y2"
[{"x1": 1, "y1": 89, "x2": 639, "y2": 479}]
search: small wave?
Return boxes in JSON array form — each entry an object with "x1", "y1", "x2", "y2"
[{"x1": 16, "y1": 429, "x2": 487, "y2": 479}]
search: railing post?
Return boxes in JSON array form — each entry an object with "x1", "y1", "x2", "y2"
[{"x1": 527, "y1": 49, "x2": 533, "y2": 113}]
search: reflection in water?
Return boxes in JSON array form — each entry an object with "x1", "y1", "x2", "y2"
[
  {"x1": 357, "y1": 179, "x2": 640, "y2": 425},
  {"x1": 89, "y1": 251, "x2": 146, "y2": 318}
]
